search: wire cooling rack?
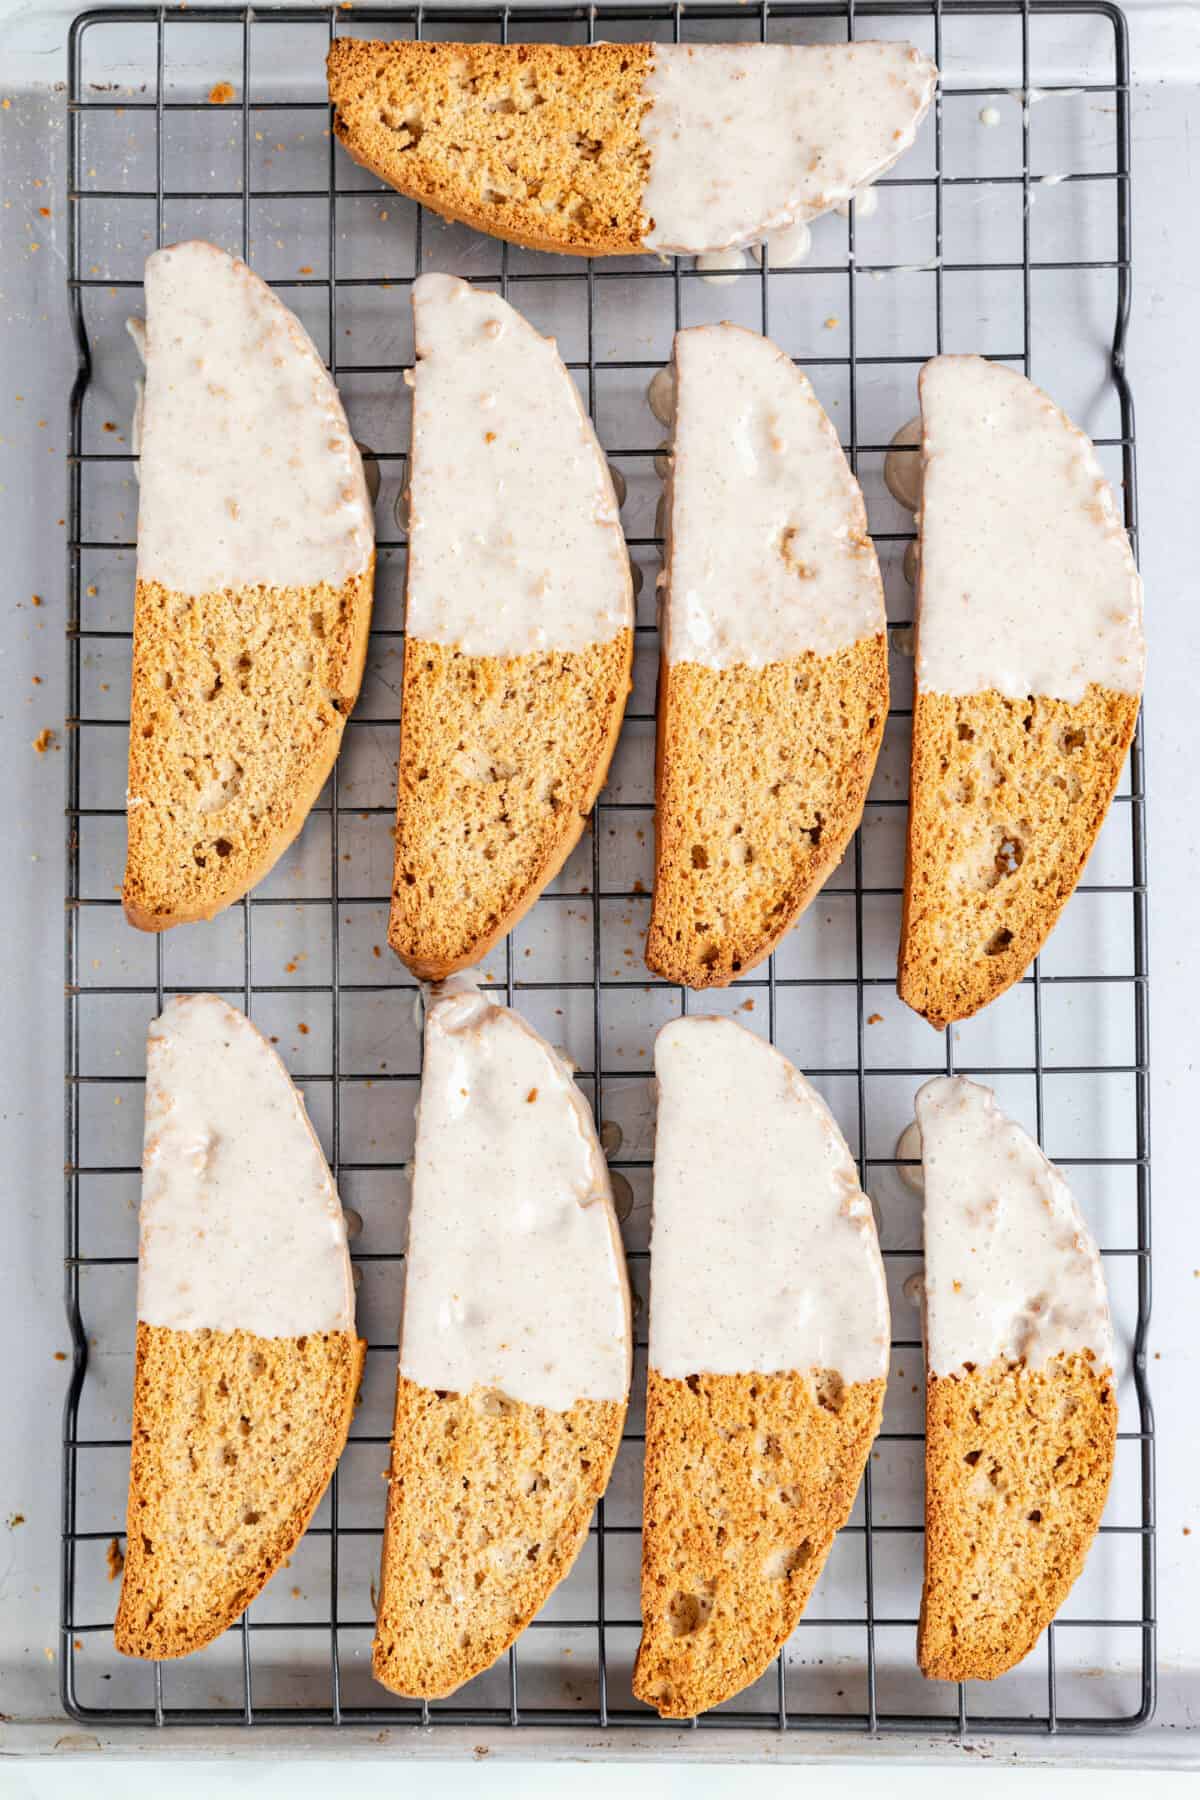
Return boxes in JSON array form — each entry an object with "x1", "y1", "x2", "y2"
[{"x1": 62, "y1": 0, "x2": 1153, "y2": 1740}]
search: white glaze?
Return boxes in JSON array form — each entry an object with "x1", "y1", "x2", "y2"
[
  {"x1": 135, "y1": 241, "x2": 373, "y2": 597},
  {"x1": 649, "y1": 1017, "x2": 889, "y2": 1381},
  {"x1": 916, "y1": 1076, "x2": 1113, "y2": 1376},
  {"x1": 979, "y1": 105, "x2": 1001, "y2": 127},
  {"x1": 664, "y1": 323, "x2": 885, "y2": 668},
  {"x1": 405, "y1": 273, "x2": 632, "y2": 657},
  {"x1": 137, "y1": 995, "x2": 354, "y2": 1338},
  {"x1": 399, "y1": 992, "x2": 631, "y2": 1410},
  {"x1": 640, "y1": 42, "x2": 937, "y2": 254},
  {"x1": 917, "y1": 355, "x2": 1145, "y2": 701}
]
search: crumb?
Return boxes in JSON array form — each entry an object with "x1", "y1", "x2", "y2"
[
  {"x1": 106, "y1": 1537, "x2": 124, "y2": 1580},
  {"x1": 32, "y1": 675, "x2": 42, "y2": 685},
  {"x1": 298, "y1": 1022, "x2": 309, "y2": 1035},
  {"x1": 824, "y1": 315, "x2": 840, "y2": 330},
  {"x1": 867, "y1": 1012, "x2": 883, "y2": 1024},
  {"x1": 86, "y1": 585, "x2": 97, "y2": 596},
  {"x1": 285, "y1": 959, "x2": 298, "y2": 973},
  {"x1": 33, "y1": 727, "x2": 54, "y2": 754},
  {"x1": 631, "y1": 879, "x2": 645, "y2": 894},
  {"x1": 526, "y1": 1087, "x2": 538, "y2": 1103},
  {"x1": 31, "y1": 593, "x2": 43, "y2": 606},
  {"x1": 1184, "y1": 1527, "x2": 1192, "y2": 1537},
  {"x1": 299, "y1": 265, "x2": 313, "y2": 275},
  {"x1": 207, "y1": 81, "x2": 236, "y2": 104},
  {"x1": 291, "y1": 1585, "x2": 302, "y2": 1598},
  {"x1": 6, "y1": 1513, "x2": 25, "y2": 1529},
  {"x1": 372, "y1": 944, "x2": 381, "y2": 958},
  {"x1": 103, "y1": 420, "x2": 117, "y2": 433},
  {"x1": 740, "y1": 998, "x2": 755, "y2": 1012},
  {"x1": 74, "y1": 1638, "x2": 83, "y2": 1651},
  {"x1": 53, "y1": 1350, "x2": 66, "y2": 1361}
]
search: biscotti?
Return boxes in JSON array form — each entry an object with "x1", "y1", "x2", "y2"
[
  {"x1": 123, "y1": 241, "x2": 375, "y2": 931},
  {"x1": 373, "y1": 990, "x2": 631, "y2": 1698},
  {"x1": 328, "y1": 40, "x2": 936, "y2": 258},
  {"x1": 389, "y1": 273, "x2": 633, "y2": 980},
  {"x1": 114, "y1": 996, "x2": 364, "y2": 1659},
  {"x1": 633, "y1": 1018, "x2": 888, "y2": 1717},
  {"x1": 899, "y1": 355, "x2": 1145, "y2": 1028},
  {"x1": 646, "y1": 325, "x2": 887, "y2": 988},
  {"x1": 913, "y1": 1076, "x2": 1117, "y2": 1682}
]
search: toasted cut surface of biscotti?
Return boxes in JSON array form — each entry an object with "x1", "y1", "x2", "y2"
[
  {"x1": 634, "y1": 1369, "x2": 885, "y2": 1718},
  {"x1": 115, "y1": 1324, "x2": 364, "y2": 1659},
  {"x1": 329, "y1": 41, "x2": 653, "y2": 256},
  {"x1": 124, "y1": 242, "x2": 374, "y2": 931},
  {"x1": 373, "y1": 1380, "x2": 625, "y2": 1698},
  {"x1": 900, "y1": 354, "x2": 1143, "y2": 1028},
  {"x1": 126, "y1": 568, "x2": 373, "y2": 930},
  {"x1": 919, "y1": 1354, "x2": 1117, "y2": 1682},
  {"x1": 390, "y1": 636, "x2": 632, "y2": 979},
  {"x1": 898, "y1": 685, "x2": 1140, "y2": 1029},
  {"x1": 648, "y1": 641, "x2": 886, "y2": 987},
  {"x1": 327, "y1": 41, "x2": 936, "y2": 259}
]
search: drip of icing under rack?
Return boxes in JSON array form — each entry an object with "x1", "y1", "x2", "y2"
[
  {"x1": 895, "y1": 1120, "x2": 925, "y2": 1193},
  {"x1": 884, "y1": 416, "x2": 923, "y2": 512},
  {"x1": 694, "y1": 219, "x2": 815, "y2": 283}
]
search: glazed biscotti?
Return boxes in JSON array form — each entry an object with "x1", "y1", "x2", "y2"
[
  {"x1": 389, "y1": 273, "x2": 633, "y2": 980},
  {"x1": 634, "y1": 1018, "x2": 888, "y2": 1717},
  {"x1": 115, "y1": 996, "x2": 363, "y2": 1659},
  {"x1": 914, "y1": 1076, "x2": 1117, "y2": 1682},
  {"x1": 899, "y1": 356, "x2": 1145, "y2": 1028},
  {"x1": 328, "y1": 39, "x2": 936, "y2": 258},
  {"x1": 373, "y1": 990, "x2": 631, "y2": 1698},
  {"x1": 646, "y1": 325, "x2": 887, "y2": 987},
  {"x1": 124, "y1": 241, "x2": 375, "y2": 931}
]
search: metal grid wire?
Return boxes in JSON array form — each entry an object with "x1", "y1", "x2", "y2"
[{"x1": 62, "y1": 0, "x2": 1154, "y2": 1737}]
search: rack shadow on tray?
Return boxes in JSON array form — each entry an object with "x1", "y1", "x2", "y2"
[{"x1": 62, "y1": 0, "x2": 1153, "y2": 1736}]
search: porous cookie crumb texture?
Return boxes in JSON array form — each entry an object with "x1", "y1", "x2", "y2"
[
  {"x1": 372, "y1": 1378, "x2": 626, "y2": 1698},
  {"x1": 634, "y1": 1368, "x2": 885, "y2": 1718},
  {"x1": 123, "y1": 565, "x2": 374, "y2": 931},
  {"x1": 328, "y1": 40, "x2": 653, "y2": 257},
  {"x1": 114, "y1": 1323, "x2": 364, "y2": 1659},
  {"x1": 647, "y1": 638, "x2": 887, "y2": 987},
  {"x1": 389, "y1": 634, "x2": 633, "y2": 980},
  {"x1": 919, "y1": 1353, "x2": 1117, "y2": 1682},
  {"x1": 899, "y1": 684, "x2": 1140, "y2": 1028}
]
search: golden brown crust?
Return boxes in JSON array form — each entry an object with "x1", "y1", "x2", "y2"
[
  {"x1": 646, "y1": 639, "x2": 887, "y2": 988},
  {"x1": 633, "y1": 1368, "x2": 885, "y2": 1718},
  {"x1": 919, "y1": 1353, "x2": 1117, "y2": 1682},
  {"x1": 114, "y1": 1322, "x2": 364, "y2": 1659},
  {"x1": 327, "y1": 40, "x2": 653, "y2": 258},
  {"x1": 122, "y1": 563, "x2": 375, "y2": 931},
  {"x1": 372, "y1": 1378, "x2": 626, "y2": 1698},
  {"x1": 388, "y1": 633, "x2": 633, "y2": 981},
  {"x1": 898, "y1": 684, "x2": 1140, "y2": 1029}
]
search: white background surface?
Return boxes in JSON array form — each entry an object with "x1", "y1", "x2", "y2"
[{"x1": 2, "y1": 0, "x2": 1199, "y2": 1782}]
